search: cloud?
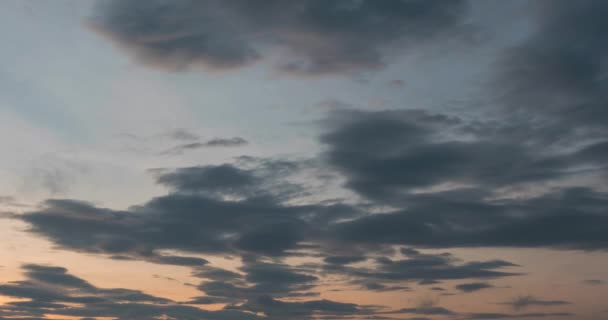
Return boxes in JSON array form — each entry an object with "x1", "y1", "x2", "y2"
[
  {"x1": 22, "y1": 156, "x2": 90, "y2": 196},
  {"x1": 13, "y1": 107, "x2": 608, "y2": 312},
  {"x1": 17, "y1": 158, "x2": 361, "y2": 259},
  {"x1": 465, "y1": 312, "x2": 573, "y2": 319},
  {"x1": 193, "y1": 266, "x2": 243, "y2": 282},
  {"x1": 153, "y1": 158, "x2": 305, "y2": 199},
  {"x1": 188, "y1": 258, "x2": 383, "y2": 319},
  {"x1": 383, "y1": 307, "x2": 454, "y2": 315},
  {"x1": 455, "y1": 282, "x2": 494, "y2": 293},
  {"x1": 418, "y1": 279, "x2": 441, "y2": 286},
  {"x1": 166, "y1": 128, "x2": 199, "y2": 141},
  {"x1": 320, "y1": 109, "x2": 577, "y2": 202},
  {"x1": 155, "y1": 164, "x2": 259, "y2": 194},
  {"x1": 236, "y1": 295, "x2": 366, "y2": 320},
  {"x1": 11, "y1": 85, "x2": 607, "y2": 316},
  {"x1": 204, "y1": 137, "x2": 248, "y2": 147},
  {"x1": 494, "y1": 0, "x2": 608, "y2": 141},
  {"x1": 241, "y1": 259, "x2": 318, "y2": 294},
  {"x1": 334, "y1": 252, "x2": 519, "y2": 286},
  {"x1": 0, "y1": 195, "x2": 28, "y2": 208},
  {"x1": 19, "y1": 110, "x2": 608, "y2": 272},
  {"x1": 89, "y1": 0, "x2": 471, "y2": 75},
  {"x1": 20, "y1": 195, "x2": 310, "y2": 259},
  {"x1": 162, "y1": 137, "x2": 248, "y2": 154},
  {"x1": 376, "y1": 296, "x2": 454, "y2": 316},
  {"x1": 0, "y1": 264, "x2": 260, "y2": 320},
  {"x1": 6, "y1": 1, "x2": 608, "y2": 318},
  {"x1": 331, "y1": 186, "x2": 608, "y2": 250},
  {"x1": 582, "y1": 279, "x2": 604, "y2": 286},
  {"x1": 0, "y1": 263, "x2": 370, "y2": 320},
  {"x1": 13, "y1": 182, "x2": 528, "y2": 318},
  {"x1": 10, "y1": 107, "x2": 607, "y2": 320},
  {"x1": 321, "y1": 110, "x2": 608, "y2": 250},
  {"x1": 500, "y1": 295, "x2": 571, "y2": 311},
  {"x1": 144, "y1": 254, "x2": 209, "y2": 266},
  {"x1": 317, "y1": 250, "x2": 519, "y2": 295},
  {"x1": 358, "y1": 282, "x2": 411, "y2": 292}
]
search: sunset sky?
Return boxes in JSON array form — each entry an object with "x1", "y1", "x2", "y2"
[{"x1": 1, "y1": 1, "x2": 608, "y2": 319}]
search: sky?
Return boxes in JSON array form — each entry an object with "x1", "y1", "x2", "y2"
[{"x1": 0, "y1": 0, "x2": 607, "y2": 319}]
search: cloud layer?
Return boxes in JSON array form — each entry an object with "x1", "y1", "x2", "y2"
[
  {"x1": 90, "y1": 0, "x2": 470, "y2": 74},
  {"x1": 3, "y1": 0, "x2": 608, "y2": 319}
]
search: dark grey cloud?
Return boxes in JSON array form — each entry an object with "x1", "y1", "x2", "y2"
[
  {"x1": 321, "y1": 110, "x2": 608, "y2": 250},
  {"x1": 318, "y1": 251, "x2": 518, "y2": 294},
  {"x1": 186, "y1": 295, "x2": 237, "y2": 305},
  {"x1": 331, "y1": 186, "x2": 608, "y2": 250},
  {"x1": 8, "y1": 0, "x2": 608, "y2": 317},
  {"x1": 465, "y1": 312, "x2": 573, "y2": 320},
  {"x1": 156, "y1": 164, "x2": 258, "y2": 195},
  {"x1": 582, "y1": 279, "x2": 604, "y2": 286},
  {"x1": 162, "y1": 137, "x2": 248, "y2": 154},
  {"x1": 15, "y1": 119, "x2": 608, "y2": 316},
  {"x1": 18, "y1": 158, "x2": 355, "y2": 260},
  {"x1": 455, "y1": 282, "x2": 494, "y2": 293},
  {"x1": 494, "y1": 0, "x2": 608, "y2": 142},
  {"x1": 186, "y1": 258, "x2": 388, "y2": 319},
  {"x1": 358, "y1": 282, "x2": 411, "y2": 292},
  {"x1": 185, "y1": 252, "x2": 517, "y2": 318},
  {"x1": 349, "y1": 253, "x2": 517, "y2": 282},
  {"x1": 9, "y1": 105, "x2": 605, "y2": 320},
  {"x1": 145, "y1": 254, "x2": 209, "y2": 266},
  {"x1": 0, "y1": 264, "x2": 259, "y2": 320},
  {"x1": 193, "y1": 266, "x2": 243, "y2": 282},
  {"x1": 380, "y1": 307, "x2": 454, "y2": 316},
  {"x1": 21, "y1": 265, "x2": 96, "y2": 290},
  {"x1": 236, "y1": 295, "x2": 366, "y2": 320},
  {"x1": 499, "y1": 295, "x2": 571, "y2": 311},
  {"x1": 0, "y1": 260, "x2": 566, "y2": 320},
  {"x1": 373, "y1": 296, "x2": 455, "y2": 316},
  {"x1": 204, "y1": 137, "x2": 248, "y2": 147},
  {"x1": 1, "y1": 263, "x2": 363, "y2": 320},
  {"x1": 20, "y1": 194, "x2": 319, "y2": 259},
  {"x1": 90, "y1": 0, "x2": 471, "y2": 74},
  {"x1": 194, "y1": 259, "x2": 319, "y2": 302},
  {"x1": 241, "y1": 260, "x2": 318, "y2": 293},
  {"x1": 153, "y1": 157, "x2": 303, "y2": 200},
  {"x1": 320, "y1": 109, "x2": 583, "y2": 202}
]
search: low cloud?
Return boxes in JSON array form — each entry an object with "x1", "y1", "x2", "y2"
[
  {"x1": 500, "y1": 295, "x2": 571, "y2": 311},
  {"x1": 455, "y1": 282, "x2": 494, "y2": 293},
  {"x1": 0, "y1": 264, "x2": 257, "y2": 320}
]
